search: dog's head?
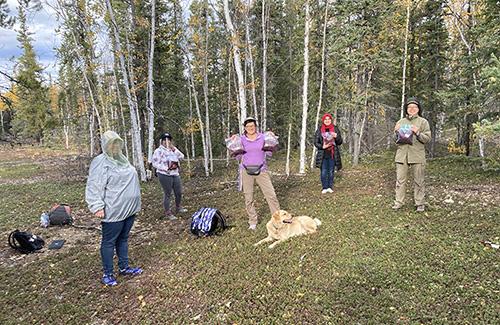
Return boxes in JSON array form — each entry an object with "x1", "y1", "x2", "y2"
[{"x1": 272, "y1": 210, "x2": 294, "y2": 226}]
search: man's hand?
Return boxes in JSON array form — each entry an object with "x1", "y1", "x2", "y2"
[
  {"x1": 95, "y1": 209, "x2": 105, "y2": 218},
  {"x1": 411, "y1": 125, "x2": 420, "y2": 134},
  {"x1": 394, "y1": 123, "x2": 400, "y2": 132}
]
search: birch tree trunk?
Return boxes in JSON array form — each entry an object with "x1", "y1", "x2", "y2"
[
  {"x1": 202, "y1": 5, "x2": 213, "y2": 173},
  {"x1": 298, "y1": 0, "x2": 311, "y2": 174},
  {"x1": 226, "y1": 51, "x2": 232, "y2": 166},
  {"x1": 223, "y1": 0, "x2": 247, "y2": 133},
  {"x1": 188, "y1": 79, "x2": 195, "y2": 159},
  {"x1": 0, "y1": 111, "x2": 4, "y2": 137},
  {"x1": 105, "y1": 0, "x2": 146, "y2": 180},
  {"x1": 285, "y1": 123, "x2": 292, "y2": 177},
  {"x1": 112, "y1": 65, "x2": 129, "y2": 159},
  {"x1": 310, "y1": 1, "x2": 329, "y2": 169},
  {"x1": 63, "y1": 100, "x2": 70, "y2": 149},
  {"x1": 245, "y1": 3, "x2": 258, "y2": 123},
  {"x1": 187, "y1": 60, "x2": 209, "y2": 176},
  {"x1": 400, "y1": 2, "x2": 410, "y2": 119},
  {"x1": 146, "y1": 0, "x2": 156, "y2": 165},
  {"x1": 261, "y1": 0, "x2": 269, "y2": 131},
  {"x1": 352, "y1": 68, "x2": 373, "y2": 166}
]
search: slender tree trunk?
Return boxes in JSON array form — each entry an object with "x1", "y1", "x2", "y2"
[
  {"x1": 285, "y1": 123, "x2": 292, "y2": 176},
  {"x1": 83, "y1": 93, "x2": 94, "y2": 156},
  {"x1": 0, "y1": 110, "x2": 4, "y2": 137},
  {"x1": 188, "y1": 79, "x2": 195, "y2": 159},
  {"x1": 226, "y1": 51, "x2": 232, "y2": 166},
  {"x1": 105, "y1": 0, "x2": 146, "y2": 180},
  {"x1": 261, "y1": 0, "x2": 269, "y2": 131},
  {"x1": 146, "y1": 0, "x2": 156, "y2": 164},
  {"x1": 400, "y1": 2, "x2": 410, "y2": 119},
  {"x1": 310, "y1": 1, "x2": 329, "y2": 169},
  {"x1": 202, "y1": 5, "x2": 213, "y2": 173},
  {"x1": 223, "y1": 0, "x2": 247, "y2": 133},
  {"x1": 187, "y1": 60, "x2": 209, "y2": 176},
  {"x1": 245, "y1": 3, "x2": 258, "y2": 123},
  {"x1": 63, "y1": 100, "x2": 70, "y2": 149},
  {"x1": 353, "y1": 68, "x2": 373, "y2": 166},
  {"x1": 299, "y1": 0, "x2": 311, "y2": 174},
  {"x1": 112, "y1": 65, "x2": 129, "y2": 159}
]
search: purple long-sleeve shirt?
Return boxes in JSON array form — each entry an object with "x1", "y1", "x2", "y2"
[{"x1": 235, "y1": 133, "x2": 272, "y2": 171}]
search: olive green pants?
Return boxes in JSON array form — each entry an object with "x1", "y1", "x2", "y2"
[
  {"x1": 241, "y1": 170, "x2": 280, "y2": 226},
  {"x1": 395, "y1": 161, "x2": 426, "y2": 206}
]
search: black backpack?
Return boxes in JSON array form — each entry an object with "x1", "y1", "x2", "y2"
[
  {"x1": 49, "y1": 204, "x2": 73, "y2": 226},
  {"x1": 190, "y1": 207, "x2": 227, "y2": 237},
  {"x1": 8, "y1": 230, "x2": 45, "y2": 254}
]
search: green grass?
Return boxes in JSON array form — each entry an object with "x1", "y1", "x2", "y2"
[
  {"x1": 0, "y1": 150, "x2": 498, "y2": 324},
  {"x1": 0, "y1": 163, "x2": 42, "y2": 179}
]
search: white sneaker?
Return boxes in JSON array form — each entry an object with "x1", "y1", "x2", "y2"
[
  {"x1": 327, "y1": 188, "x2": 334, "y2": 193},
  {"x1": 248, "y1": 224, "x2": 257, "y2": 230},
  {"x1": 321, "y1": 189, "x2": 328, "y2": 194}
]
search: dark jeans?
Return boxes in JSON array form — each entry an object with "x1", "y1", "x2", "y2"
[
  {"x1": 320, "y1": 152, "x2": 335, "y2": 190},
  {"x1": 158, "y1": 174, "x2": 182, "y2": 213},
  {"x1": 101, "y1": 214, "x2": 135, "y2": 275}
]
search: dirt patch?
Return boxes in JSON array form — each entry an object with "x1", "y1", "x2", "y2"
[{"x1": 0, "y1": 207, "x2": 170, "y2": 268}]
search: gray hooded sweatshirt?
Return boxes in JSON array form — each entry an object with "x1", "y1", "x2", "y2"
[{"x1": 85, "y1": 131, "x2": 141, "y2": 222}]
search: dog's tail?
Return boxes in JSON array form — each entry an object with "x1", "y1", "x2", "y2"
[{"x1": 314, "y1": 218, "x2": 322, "y2": 227}]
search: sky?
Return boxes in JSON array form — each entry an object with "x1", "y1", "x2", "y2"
[
  {"x1": 0, "y1": 0, "x2": 195, "y2": 91},
  {"x1": 0, "y1": 0, "x2": 61, "y2": 89}
]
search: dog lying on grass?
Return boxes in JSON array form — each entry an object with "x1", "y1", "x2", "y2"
[{"x1": 254, "y1": 210, "x2": 322, "y2": 249}]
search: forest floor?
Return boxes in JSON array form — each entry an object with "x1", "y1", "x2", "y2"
[{"x1": 0, "y1": 146, "x2": 498, "y2": 324}]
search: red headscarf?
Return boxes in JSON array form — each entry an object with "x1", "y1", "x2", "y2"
[{"x1": 320, "y1": 113, "x2": 335, "y2": 134}]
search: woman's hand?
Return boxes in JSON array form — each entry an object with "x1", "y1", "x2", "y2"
[
  {"x1": 332, "y1": 132, "x2": 337, "y2": 138},
  {"x1": 322, "y1": 143, "x2": 332, "y2": 149},
  {"x1": 95, "y1": 209, "x2": 105, "y2": 218}
]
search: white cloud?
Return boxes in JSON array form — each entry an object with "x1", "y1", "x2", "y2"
[{"x1": 0, "y1": 0, "x2": 60, "y2": 87}]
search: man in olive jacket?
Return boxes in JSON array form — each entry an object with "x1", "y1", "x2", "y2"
[{"x1": 393, "y1": 97, "x2": 431, "y2": 212}]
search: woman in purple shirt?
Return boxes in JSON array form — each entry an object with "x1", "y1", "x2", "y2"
[{"x1": 236, "y1": 117, "x2": 280, "y2": 230}]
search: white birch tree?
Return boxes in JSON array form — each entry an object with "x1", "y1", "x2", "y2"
[
  {"x1": 298, "y1": 0, "x2": 311, "y2": 174},
  {"x1": 223, "y1": 0, "x2": 247, "y2": 133},
  {"x1": 105, "y1": 0, "x2": 146, "y2": 180}
]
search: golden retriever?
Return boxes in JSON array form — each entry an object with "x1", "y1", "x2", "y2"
[{"x1": 254, "y1": 210, "x2": 322, "y2": 249}]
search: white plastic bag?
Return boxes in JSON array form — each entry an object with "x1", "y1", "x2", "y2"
[
  {"x1": 225, "y1": 135, "x2": 245, "y2": 156},
  {"x1": 263, "y1": 131, "x2": 279, "y2": 152}
]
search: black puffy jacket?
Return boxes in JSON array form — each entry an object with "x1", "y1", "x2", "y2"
[{"x1": 314, "y1": 126, "x2": 343, "y2": 170}]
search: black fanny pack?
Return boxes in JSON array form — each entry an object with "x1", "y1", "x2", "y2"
[{"x1": 243, "y1": 164, "x2": 263, "y2": 176}]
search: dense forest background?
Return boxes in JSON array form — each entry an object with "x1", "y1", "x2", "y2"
[{"x1": 0, "y1": 0, "x2": 498, "y2": 178}]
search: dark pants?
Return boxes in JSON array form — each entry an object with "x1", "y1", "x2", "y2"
[
  {"x1": 158, "y1": 174, "x2": 182, "y2": 213},
  {"x1": 101, "y1": 214, "x2": 135, "y2": 275},
  {"x1": 320, "y1": 152, "x2": 335, "y2": 190}
]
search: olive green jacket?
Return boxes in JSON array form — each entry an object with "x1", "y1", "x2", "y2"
[{"x1": 395, "y1": 115, "x2": 431, "y2": 164}]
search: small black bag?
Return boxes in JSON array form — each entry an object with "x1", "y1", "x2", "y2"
[
  {"x1": 243, "y1": 164, "x2": 263, "y2": 176},
  {"x1": 8, "y1": 230, "x2": 45, "y2": 254},
  {"x1": 49, "y1": 204, "x2": 73, "y2": 226}
]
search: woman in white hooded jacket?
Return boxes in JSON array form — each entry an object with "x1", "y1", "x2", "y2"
[
  {"x1": 152, "y1": 132, "x2": 187, "y2": 220},
  {"x1": 85, "y1": 131, "x2": 143, "y2": 287}
]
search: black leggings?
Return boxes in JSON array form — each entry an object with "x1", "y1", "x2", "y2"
[{"x1": 158, "y1": 174, "x2": 182, "y2": 212}]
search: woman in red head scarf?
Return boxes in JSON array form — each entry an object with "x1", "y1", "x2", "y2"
[{"x1": 314, "y1": 113, "x2": 343, "y2": 193}]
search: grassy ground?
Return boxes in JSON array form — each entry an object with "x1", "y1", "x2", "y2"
[{"x1": 0, "y1": 147, "x2": 498, "y2": 324}]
